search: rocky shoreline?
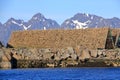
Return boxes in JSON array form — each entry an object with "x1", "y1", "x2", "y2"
[{"x1": 1, "y1": 47, "x2": 120, "y2": 69}]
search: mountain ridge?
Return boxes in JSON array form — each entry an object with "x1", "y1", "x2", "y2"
[
  {"x1": 0, "y1": 12, "x2": 120, "y2": 46},
  {"x1": 61, "y1": 13, "x2": 120, "y2": 29}
]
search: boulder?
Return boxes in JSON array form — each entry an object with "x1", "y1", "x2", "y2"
[
  {"x1": 54, "y1": 52, "x2": 61, "y2": 60},
  {"x1": 111, "y1": 62, "x2": 118, "y2": 67},
  {"x1": 115, "y1": 52, "x2": 120, "y2": 59},
  {"x1": 75, "y1": 46, "x2": 83, "y2": 58},
  {"x1": 90, "y1": 50, "x2": 98, "y2": 58},
  {"x1": 61, "y1": 53, "x2": 70, "y2": 59},
  {"x1": 21, "y1": 48, "x2": 29, "y2": 56},
  {"x1": 13, "y1": 54, "x2": 22, "y2": 60},
  {"x1": 102, "y1": 51, "x2": 107, "y2": 57},
  {"x1": 79, "y1": 50, "x2": 91, "y2": 60},
  {"x1": 43, "y1": 53, "x2": 53, "y2": 60},
  {"x1": 97, "y1": 50, "x2": 103, "y2": 56},
  {"x1": 75, "y1": 46, "x2": 80, "y2": 54},
  {"x1": 1, "y1": 54, "x2": 10, "y2": 62},
  {"x1": 66, "y1": 47, "x2": 74, "y2": 54},
  {"x1": 70, "y1": 53, "x2": 77, "y2": 60},
  {"x1": 16, "y1": 48, "x2": 24, "y2": 54},
  {"x1": 41, "y1": 48, "x2": 51, "y2": 53},
  {"x1": 13, "y1": 53, "x2": 22, "y2": 60},
  {"x1": 0, "y1": 62, "x2": 11, "y2": 69},
  {"x1": 66, "y1": 60, "x2": 78, "y2": 67},
  {"x1": 54, "y1": 56, "x2": 61, "y2": 60},
  {"x1": 47, "y1": 63, "x2": 55, "y2": 68}
]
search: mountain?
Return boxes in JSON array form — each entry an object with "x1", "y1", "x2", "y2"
[
  {"x1": 27, "y1": 13, "x2": 60, "y2": 30},
  {"x1": 61, "y1": 13, "x2": 120, "y2": 29},
  {"x1": 3, "y1": 13, "x2": 60, "y2": 31},
  {"x1": 0, "y1": 23, "x2": 4, "y2": 45},
  {"x1": 0, "y1": 22, "x2": 2, "y2": 27},
  {"x1": 0, "y1": 13, "x2": 60, "y2": 46},
  {"x1": 1, "y1": 18, "x2": 24, "y2": 46}
]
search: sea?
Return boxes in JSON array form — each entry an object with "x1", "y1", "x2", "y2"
[{"x1": 0, "y1": 67, "x2": 120, "y2": 80}]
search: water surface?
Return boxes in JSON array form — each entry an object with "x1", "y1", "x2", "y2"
[{"x1": 0, "y1": 67, "x2": 120, "y2": 80}]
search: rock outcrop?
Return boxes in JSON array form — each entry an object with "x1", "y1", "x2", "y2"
[{"x1": 1, "y1": 47, "x2": 120, "y2": 69}]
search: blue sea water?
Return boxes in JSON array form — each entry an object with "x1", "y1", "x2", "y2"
[{"x1": 0, "y1": 68, "x2": 120, "y2": 80}]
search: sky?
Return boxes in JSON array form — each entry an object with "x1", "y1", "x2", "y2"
[{"x1": 0, "y1": 0, "x2": 120, "y2": 24}]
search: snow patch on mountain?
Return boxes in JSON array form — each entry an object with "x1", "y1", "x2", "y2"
[
  {"x1": 100, "y1": 18, "x2": 103, "y2": 22},
  {"x1": 33, "y1": 17, "x2": 38, "y2": 20},
  {"x1": 23, "y1": 25, "x2": 31, "y2": 30},
  {"x1": 91, "y1": 16, "x2": 93, "y2": 19},
  {"x1": 44, "y1": 27, "x2": 46, "y2": 30},
  {"x1": 65, "y1": 21, "x2": 70, "y2": 24},
  {"x1": 32, "y1": 16, "x2": 45, "y2": 22},
  {"x1": 86, "y1": 13, "x2": 89, "y2": 17},
  {"x1": 72, "y1": 20, "x2": 89, "y2": 29},
  {"x1": 43, "y1": 19, "x2": 45, "y2": 22},
  {"x1": 11, "y1": 20, "x2": 31, "y2": 30},
  {"x1": 11, "y1": 20, "x2": 23, "y2": 26}
]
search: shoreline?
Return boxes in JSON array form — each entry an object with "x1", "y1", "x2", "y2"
[{"x1": 16, "y1": 59, "x2": 119, "y2": 68}]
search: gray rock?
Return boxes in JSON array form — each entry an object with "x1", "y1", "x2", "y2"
[
  {"x1": 90, "y1": 50, "x2": 98, "y2": 58},
  {"x1": 102, "y1": 51, "x2": 107, "y2": 57},
  {"x1": 42, "y1": 49, "x2": 51, "y2": 53},
  {"x1": 43, "y1": 53, "x2": 53, "y2": 60},
  {"x1": 97, "y1": 50, "x2": 103, "y2": 56},
  {"x1": 70, "y1": 53, "x2": 77, "y2": 60},
  {"x1": 0, "y1": 62, "x2": 11, "y2": 69},
  {"x1": 79, "y1": 50, "x2": 91, "y2": 60},
  {"x1": 61, "y1": 53, "x2": 70, "y2": 59},
  {"x1": 66, "y1": 47, "x2": 74, "y2": 54},
  {"x1": 54, "y1": 51, "x2": 62, "y2": 60}
]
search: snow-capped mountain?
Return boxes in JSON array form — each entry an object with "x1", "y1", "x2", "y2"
[
  {"x1": 0, "y1": 18, "x2": 24, "y2": 46},
  {"x1": 61, "y1": 13, "x2": 120, "y2": 29},
  {"x1": 3, "y1": 13, "x2": 60, "y2": 31},
  {"x1": 4, "y1": 18, "x2": 24, "y2": 30},
  {"x1": 27, "y1": 13, "x2": 60, "y2": 30},
  {"x1": 7, "y1": 18, "x2": 31, "y2": 30}
]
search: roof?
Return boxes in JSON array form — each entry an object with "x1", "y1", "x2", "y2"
[
  {"x1": 111, "y1": 28, "x2": 120, "y2": 36},
  {"x1": 8, "y1": 28, "x2": 109, "y2": 49}
]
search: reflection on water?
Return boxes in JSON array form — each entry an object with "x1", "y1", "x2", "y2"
[{"x1": 0, "y1": 68, "x2": 120, "y2": 80}]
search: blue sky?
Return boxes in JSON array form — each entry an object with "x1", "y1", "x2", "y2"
[{"x1": 0, "y1": 0, "x2": 120, "y2": 24}]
